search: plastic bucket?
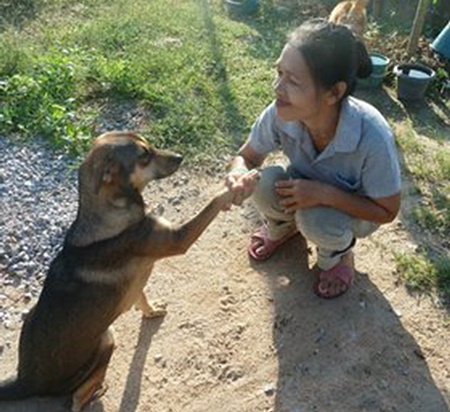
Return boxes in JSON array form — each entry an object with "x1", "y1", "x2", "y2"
[
  {"x1": 357, "y1": 52, "x2": 390, "y2": 89},
  {"x1": 393, "y1": 64, "x2": 436, "y2": 102},
  {"x1": 225, "y1": 0, "x2": 259, "y2": 16},
  {"x1": 431, "y1": 21, "x2": 450, "y2": 60}
]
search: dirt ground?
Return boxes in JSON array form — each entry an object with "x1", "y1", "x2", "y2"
[{"x1": 0, "y1": 158, "x2": 449, "y2": 412}]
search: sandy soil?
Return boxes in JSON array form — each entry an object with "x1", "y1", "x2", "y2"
[{"x1": 0, "y1": 163, "x2": 449, "y2": 412}]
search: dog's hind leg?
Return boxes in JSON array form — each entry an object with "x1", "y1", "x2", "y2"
[
  {"x1": 71, "y1": 328, "x2": 115, "y2": 412},
  {"x1": 134, "y1": 291, "x2": 167, "y2": 319}
]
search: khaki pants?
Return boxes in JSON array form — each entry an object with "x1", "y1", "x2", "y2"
[{"x1": 252, "y1": 165, "x2": 379, "y2": 270}]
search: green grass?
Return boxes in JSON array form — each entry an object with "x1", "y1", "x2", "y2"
[
  {"x1": 0, "y1": 0, "x2": 297, "y2": 156},
  {"x1": 392, "y1": 119, "x2": 450, "y2": 299},
  {"x1": 394, "y1": 252, "x2": 450, "y2": 298},
  {"x1": 394, "y1": 121, "x2": 450, "y2": 239},
  {"x1": 1, "y1": 0, "x2": 450, "y2": 298}
]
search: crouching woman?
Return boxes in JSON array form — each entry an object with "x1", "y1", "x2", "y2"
[{"x1": 226, "y1": 19, "x2": 401, "y2": 299}]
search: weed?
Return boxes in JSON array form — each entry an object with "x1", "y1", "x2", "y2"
[
  {"x1": 1, "y1": 51, "x2": 91, "y2": 152},
  {"x1": 395, "y1": 252, "x2": 436, "y2": 293},
  {"x1": 395, "y1": 251, "x2": 450, "y2": 298}
]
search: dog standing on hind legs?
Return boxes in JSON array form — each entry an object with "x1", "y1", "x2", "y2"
[{"x1": 0, "y1": 131, "x2": 235, "y2": 411}]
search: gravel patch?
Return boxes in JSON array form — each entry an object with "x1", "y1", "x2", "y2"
[{"x1": 0, "y1": 136, "x2": 79, "y2": 325}]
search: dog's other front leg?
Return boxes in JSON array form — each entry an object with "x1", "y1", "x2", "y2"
[{"x1": 134, "y1": 292, "x2": 167, "y2": 318}]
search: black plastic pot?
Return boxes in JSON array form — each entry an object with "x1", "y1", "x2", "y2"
[
  {"x1": 225, "y1": 0, "x2": 259, "y2": 17},
  {"x1": 393, "y1": 64, "x2": 436, "y2": 102}
]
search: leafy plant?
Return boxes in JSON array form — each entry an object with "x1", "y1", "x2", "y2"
[
  {"x1": 395, "y1": 252, "x2": 437, "y2": 292},
  {"x1": 395, "y1": 251, "x2": 450, "y2": 297},
  {"x1": 0, "y1": 53, "x2": 91, "y2": 152}
]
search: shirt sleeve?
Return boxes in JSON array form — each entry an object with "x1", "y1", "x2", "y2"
[
  {"x1": 247, "y1": 102, "x2": 281, "y2": 155},
  {"x1": 361, "y1": 128, "x2": 401, "y2": 199}
]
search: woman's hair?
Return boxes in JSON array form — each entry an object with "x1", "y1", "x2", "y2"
[{"x1": 287, "y1": 19, "x2": 372, "y2": 98}]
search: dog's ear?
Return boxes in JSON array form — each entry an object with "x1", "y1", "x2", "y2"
[
  {"x1": 95, "y1": 160, "x2": 142, "y2": 208},
  {"x1": 94, "y1": 160, "x2": 122, "y2": 195},
  {"x1": 101, "y1": 162, "x2": 119, "y2": 185}
]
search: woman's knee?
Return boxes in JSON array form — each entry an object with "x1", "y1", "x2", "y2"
[
  {"x1": 252, "y1": 165, "x2": 288, "y2": 211},
  {"x1": 295, "y1": 207, "x2": 354, "y2": 250}
]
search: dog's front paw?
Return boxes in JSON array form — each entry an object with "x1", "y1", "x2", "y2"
[
  {"x1": 223, "y1": 169, "x2": 260, "y2": 208},
  {"x1": 143, "y1": 305, "x2": 167, "y2": 319},
  {"x1": 135, "y1": 292, "x2": 167, "y2": 318},
  {"x1": 136, "y1": 300, "x2": 167, "y2": 319},
  {"x1": 216, "y1": 187, "x2": 235, "y2": 211}
]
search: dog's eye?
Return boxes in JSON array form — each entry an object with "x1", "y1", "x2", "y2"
[{"x1": 138, "y1": 150, "x2": 152, "y2": 166}]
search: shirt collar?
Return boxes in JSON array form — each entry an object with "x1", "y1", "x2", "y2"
[
  {"x1": 276, "y1": 116, "x2": 304, "y2": 139},
  {"x1": 275, "y1": 97, "x2": 363, "y2": 154},
  {"x1": 333, "y1": 97, "x2": 362, "y2": 153}
]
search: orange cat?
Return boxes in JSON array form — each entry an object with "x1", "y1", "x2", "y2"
[{"x1": 329, "y1": 0, "x2": 370, "y2": 39}]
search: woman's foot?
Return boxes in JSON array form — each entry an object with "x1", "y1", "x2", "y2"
[
  {"x1": 314, "y1": 252, "x2": 354, "y2": 299},
  {"x1": 248, "y1": 225, "x2": 297, "y2": 261}
]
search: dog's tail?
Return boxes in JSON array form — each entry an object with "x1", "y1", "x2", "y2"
[{"x1": 0, "y1": 377, "x2": 32, "y2": 401}]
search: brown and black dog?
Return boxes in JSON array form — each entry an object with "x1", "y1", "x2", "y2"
[
  {"x1": 0, "y1": 131, "x2": 233, "y2": 411},
  {"x1": 329, "y1": 0, "x2": 370, "y2": 40}
]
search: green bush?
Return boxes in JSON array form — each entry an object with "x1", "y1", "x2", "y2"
[{"x1": 0, "y1": 52, "x2": 90, "y2": 152}]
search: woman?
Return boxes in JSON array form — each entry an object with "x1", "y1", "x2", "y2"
[{"x1": 225, "y1": 19, "x2": 401, "y2": 299}]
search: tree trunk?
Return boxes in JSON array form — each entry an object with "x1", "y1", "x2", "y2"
[
  {"x1": 407, "y1": 0, "x2": 431, "y2": 57},
  {"x1": 372, "y1": 0, "x2": 383, "y2": 19}
]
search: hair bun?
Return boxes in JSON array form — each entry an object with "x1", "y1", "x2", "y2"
[{"x1": 355, "y1": 40, "x2": 373, "y2": 79}]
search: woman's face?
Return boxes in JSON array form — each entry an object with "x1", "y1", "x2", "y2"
[{"x1": 273, "y1": 44, "x2": 326, "y2": 123}]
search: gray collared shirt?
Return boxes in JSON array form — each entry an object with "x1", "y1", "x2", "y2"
[{"x1": 248, "y1": 96, "x2": 401, "y2": 199}]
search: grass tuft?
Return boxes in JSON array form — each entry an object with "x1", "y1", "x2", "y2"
[{"x1": 394, "y1": 252, "x2": 450, "y2": 298}]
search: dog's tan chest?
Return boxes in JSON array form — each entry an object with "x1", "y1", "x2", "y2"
[
  {"x1": 77, "y1": 257, "x2": 155, "y2": 315},
  {"x1": 116, "y1": 258, "x2": 155, "y2": 315}
]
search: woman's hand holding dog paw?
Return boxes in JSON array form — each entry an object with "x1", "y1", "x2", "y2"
[{"x1": 225, "y1": 169, "x2": 259, "y2": 207}]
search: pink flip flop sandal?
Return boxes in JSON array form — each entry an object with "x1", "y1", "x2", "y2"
[
  {"x1": 248, "y1": 225, "x2": 297, "y2": 261},
  {"x1": 314, "y1": 262, "x2": 354, "y2": 299}
]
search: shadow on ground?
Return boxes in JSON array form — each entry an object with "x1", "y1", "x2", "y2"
[
  {"x1": 250, "y1": 235, "x2": 450, "y2": 412},
  {"x1": 118, "y1": 317, "x2": 164, "y2": 412},
  {"x1": 0, "y1": 0, "x2": 41, "y2": 31},
  {"x1": 0, "y1": 317, "x2": 163, "y2": 412},
  {"x1": 199, "y1": 0, "x2": 248, "y2": 146}
]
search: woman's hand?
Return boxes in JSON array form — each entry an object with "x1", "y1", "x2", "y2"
[
  {"x1": 276, "y1": 178, "x2": 401, "y2": 223},
  {"x1": 225, "y1": 169, "x2": 260, "y2": 208},
  {"x1": 224, "y1": 144, "x2": 265, "y2": 209},
  {"x1": 275, "y1": 178, "x2": 326, "y2": 212}
]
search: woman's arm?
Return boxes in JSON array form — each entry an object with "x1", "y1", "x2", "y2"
[
  {"x1": 229, "y1": 141, "x2": 266, "y2": 171},
  {"x1": 275, "y1": 179, "x2": 401, "y2": 224},
  {"x1": 322, "y1": 184, "x2": 400, "y2": 223}
]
